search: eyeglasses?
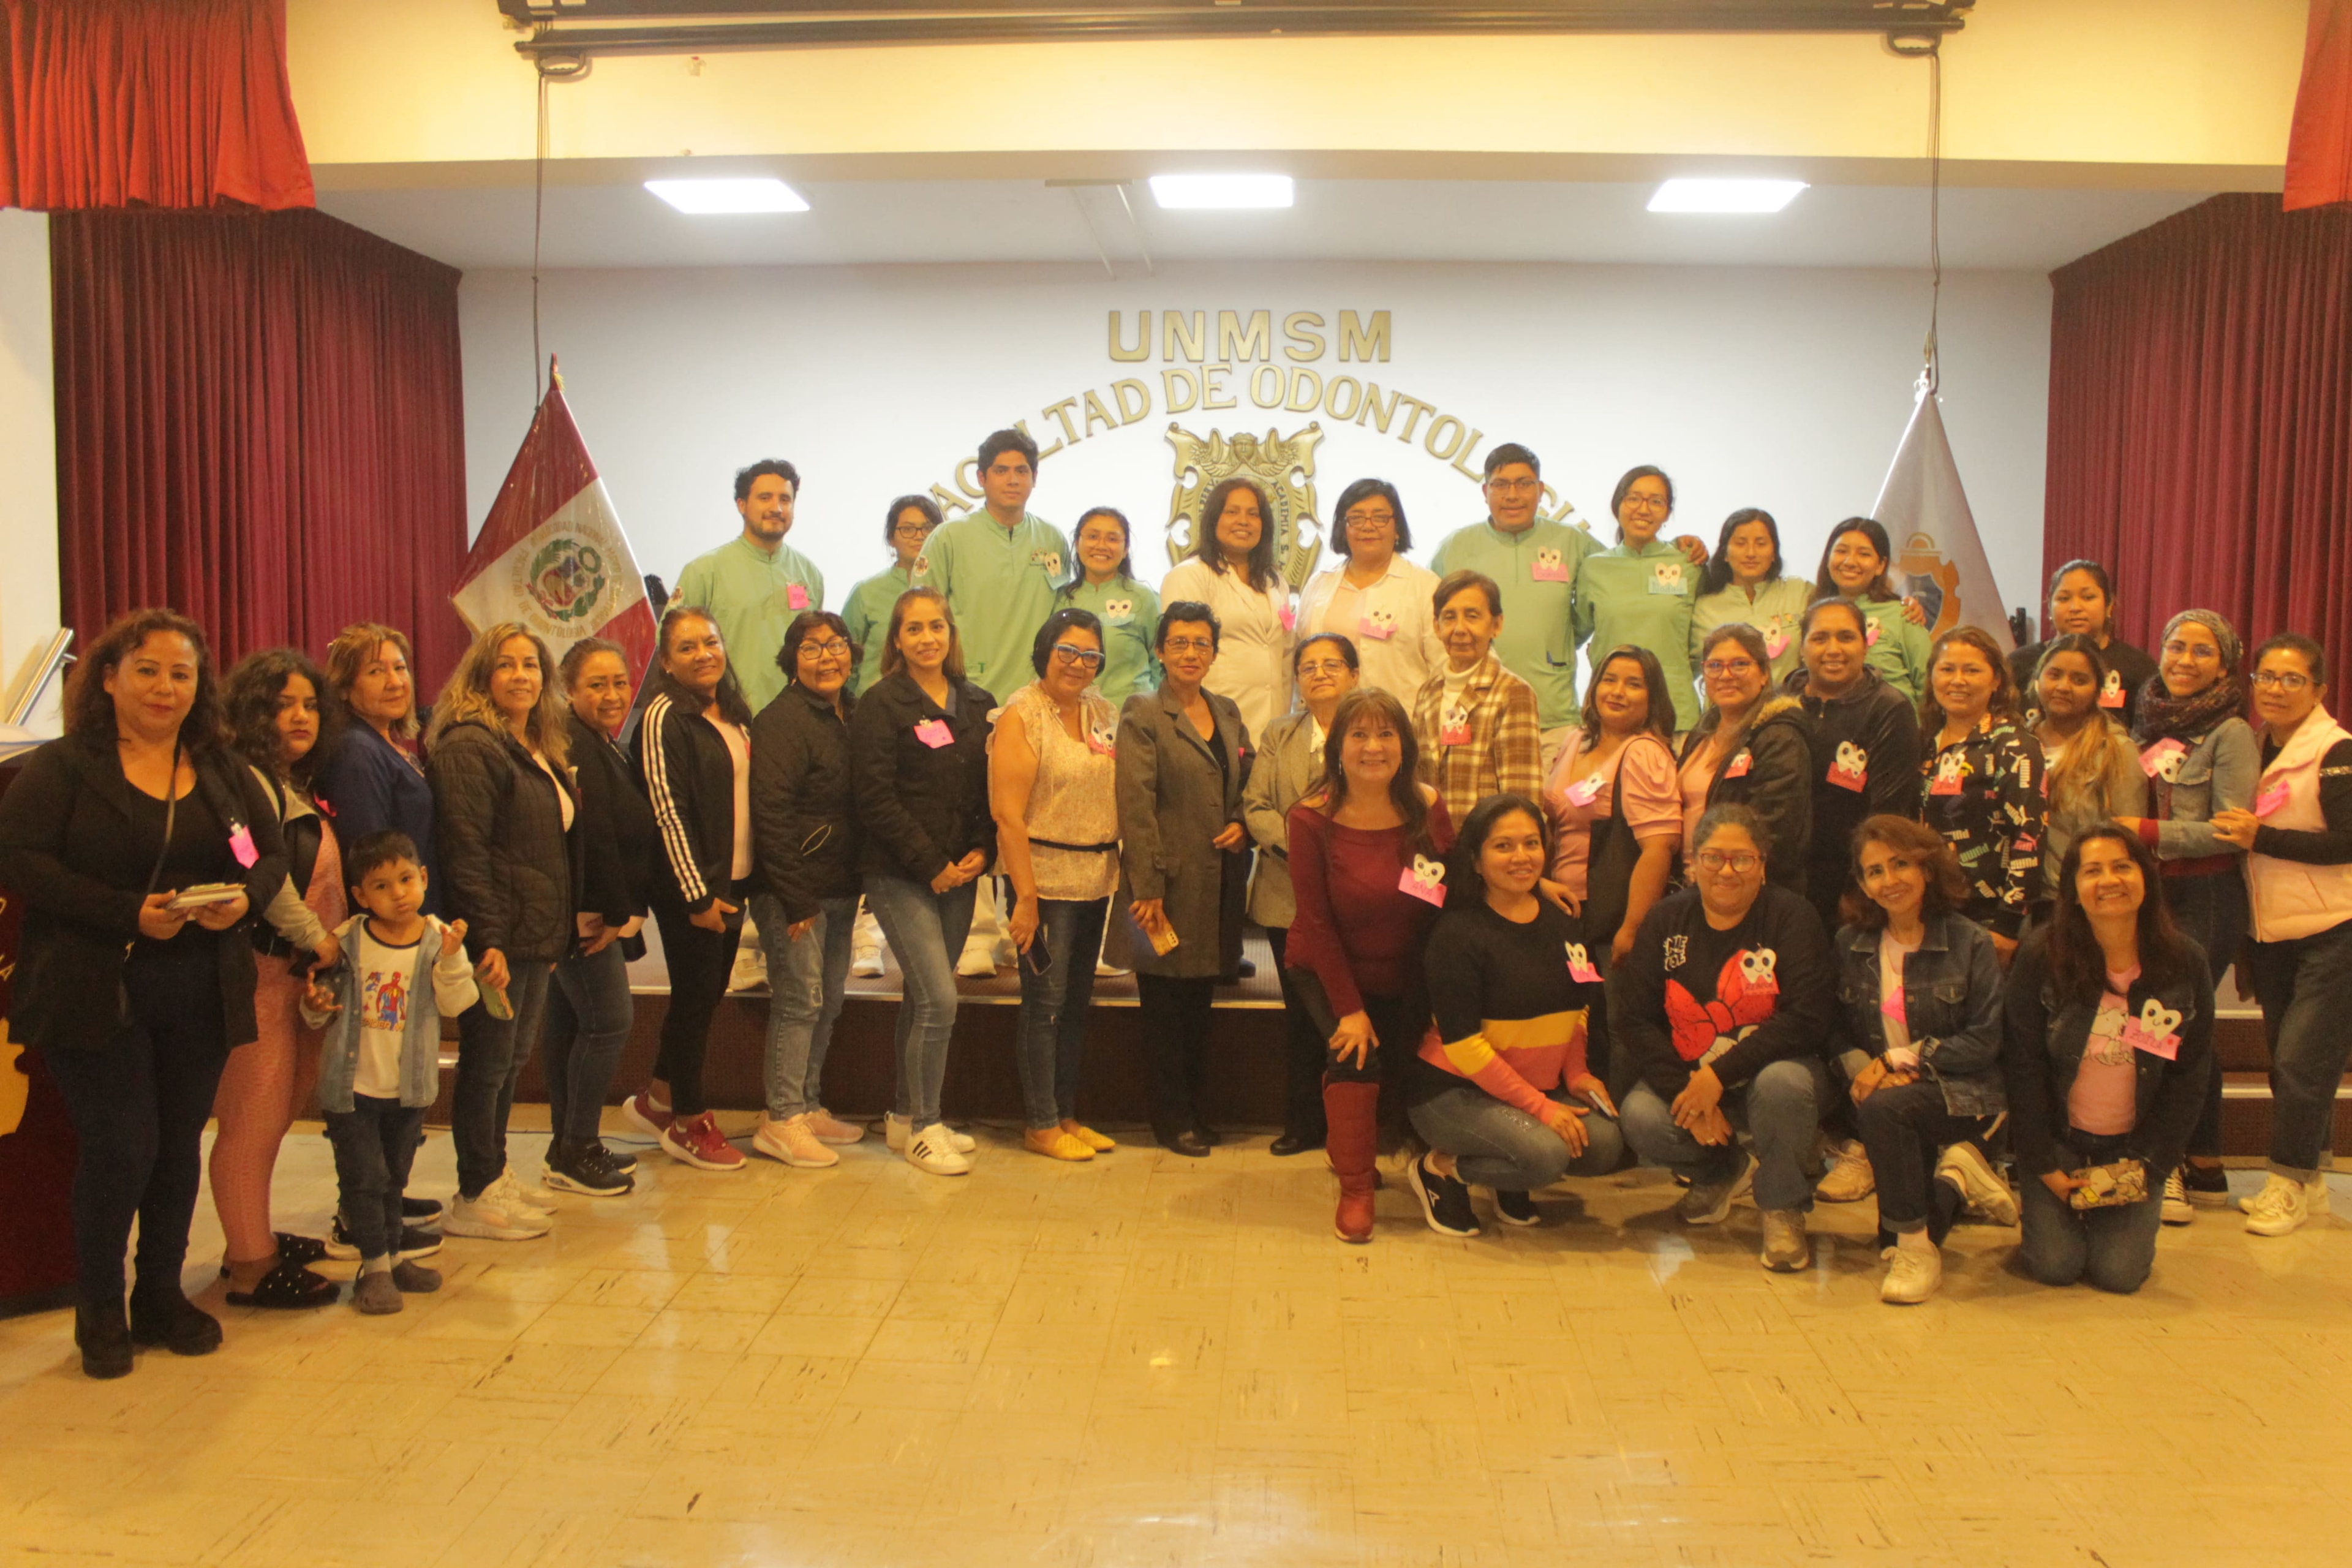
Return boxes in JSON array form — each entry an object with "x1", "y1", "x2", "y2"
[
  {"x1": 1297, "y1": 659, "x2": 1351, "y2": 678},
  {"x1": 2253, "y1": 670, "x2": 2313, "y2": 691},
  {"x1": 799, "y1": 638, "x2": 850, "y2": 659},
  {"x1": 2161, "y1": 640, "x2": 2219, "y2": 660},
  {"x1": 1484, "y1": 478, "x2": 1541, "y2": 495},
  {"x1": 1695, "y1": 850, "x2": 1762, "y2": 874},
  {"x1": 1163, "y1": 636, "x2": 1215, "y2": 655},
  {"x1": 1343, "y1": 510, "x2": 1396, "y2": 529},
  {"x1": 1621, "y1": 494, "x2": 1672, "y2": 513},
  {"x1": 892, "y1": 522, "x2": 935, "y2": 539},
  {"x1": 1702, "y1": 658, "x2": 1758, "y2": 677},
  {"x1": 1050, "y1": 643, "x2": 1106, "y2": 671}
]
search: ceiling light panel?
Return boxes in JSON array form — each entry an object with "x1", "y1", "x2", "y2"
[
  {"x1": 1647, "y1": 178, "x2": 1808, "y2": 213},
  {"x1": 644, "y1": 178, "x2": 809, "y2": 214},
  {"x1": 1149, "y1": 173, "x2": 1294, "y2": 210}
]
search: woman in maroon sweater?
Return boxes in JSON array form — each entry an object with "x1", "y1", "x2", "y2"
[{"x1": 1286, "y1": 687, "x2": 1457, "y2": 1242}]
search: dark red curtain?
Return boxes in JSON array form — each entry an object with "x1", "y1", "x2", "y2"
[
  {"x1": 51, "y1": 207, "x2": 470, "y2": 683},
  {"x1": 2288, "y1": 0, "x2": 2352, "y2": 211},
  {"x1": 2045, "y1": 194, "x2": 2352, "y2": 692},
  {"x1": 1, "y1": 0, "x2": 311, "y2": 211}
]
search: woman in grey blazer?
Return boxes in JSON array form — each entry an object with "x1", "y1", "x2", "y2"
[
  {"x1": 1117, "y1": 600, "x2": 1254, "y2": 1155},
  {"x1": 1243, "y1": 633, "x2": 1361, "y2": 1155}
]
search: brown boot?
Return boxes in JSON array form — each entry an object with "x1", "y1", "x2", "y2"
[{"x1": 1324, "y1": 1079, "x2": 1381, "y2": 1244}]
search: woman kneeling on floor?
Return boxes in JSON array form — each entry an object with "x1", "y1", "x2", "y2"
[
  {"x1": 1404, "y1": 793, "x2": 1622, "y2": 1237},
  {"x1": 2002, "y1": 824, "x2": 2214, "y2": 1294},
  {"x1": 1832, "y1": 815, "x2": 2013, "y2": 1305}
]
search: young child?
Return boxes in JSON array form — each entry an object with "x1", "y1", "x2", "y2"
[{"x1": 303, "y1": 831, "x2": 484, "y2": 1314}]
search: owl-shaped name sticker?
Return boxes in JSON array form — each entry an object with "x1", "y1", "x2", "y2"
[
  {"x1": 1531, "y1": 546, "x2": 1570, "y2": 583},
  {"x1": 1400, "y1": 854, "x2": 1447, "y2": 906},
  {"x1": 1359, "y1": 607, "x2": 1397, "y2": 641}
]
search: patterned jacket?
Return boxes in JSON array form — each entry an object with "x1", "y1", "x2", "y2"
[
  {"x1": 1920, "y1": 714, "x2": 2045, "y2": 938},
  {"x1": 1411, "y1": 652, "x2": 1543, "y2": 827}
]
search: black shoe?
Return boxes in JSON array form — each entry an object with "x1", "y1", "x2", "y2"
[
  {"x1": 74, "y1": 1301, "x2": 133, "y2": 1379},
  {"x1": 1193, "y1": 1125, "x2": 1225, "y2": 1148},
  {"x1": 1236, "y1": 958, "x2": 1257, "y2": 979},
  {"x1": 1493, "y1": 1189, "x2": 1542, "y2": 1227},
  {"x1": 599, "y1": 1144, "x2": 639, "y2": 1176},
  {"x1": 327, "y1": 1214, "x2": 443, "y2": 1261},
  {"x1": 401, "y1": 1194, "x2": 444, "y2": 1226},
  {"x1": 127, "y1": 1291, "x2": 222, "y2": 1357},
  {"x1": 2182, "y1": 1161, "x2": 2232, "y2": 1207},
  {"x1": 1406, "y1": 1155, "x2": 1480, "y2": 1237},
  {"x1": 1157, "y1": 1127, "x2": 1212, "y2": 1158},
  {"x1": 546, "y1": 1140, "x2": 633, "y2": 1197},
  {"x1": 1270, "y1": 1128, "x2": 1325, "y2": 1158}
]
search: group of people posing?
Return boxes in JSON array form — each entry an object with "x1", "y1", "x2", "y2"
[{"x1": 2, "y1": 429, "x2": 2348, "y2": 1382}]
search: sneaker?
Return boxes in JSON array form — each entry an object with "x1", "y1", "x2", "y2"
[
  {"x1": 851, "y1": 948, "x2": 886, "y2": 979},
  {"x1": 622, "y1": 1090, "x2": 674, "y2": 1137},
  {"x1": 1677, "y1": 1152, "x2": 1755, "y2": 1226},
  {"x1": 905, "y1": 1122, "x2": 973, "y2": 1176},
  {"x1": 1879, "y1": 1237, "x2": 1942, "y2": 1303},
  {"x1": 805, "y1": 1108, "x2": 867, "y2": 1145},
  {"x1": 1758, "y1": 1208, "x2": 1809, "y2": 1272},
  {"x1": 2161, "y1": 1166, "x2": 2194, "y2": 1227},
  {"x1": 1933, "y1": 1142, "x2": 2019, "y2": 1227},
  {"x1": 755, "y1": 1113, "x2": 840, "y2": 1169},
  {"x1": 546, "y1": 1142, "x2": 634, "y2": 1197},
  {"x1": 505, "y1": 1166, "x2": 561, "y2": 1210},
  {"x1": 601, "y1": 1144, "x2": 640, "y2": 1175},
  {"x1": 885, "y1": 1113, "x2": 974, "y2": 1153},
  {"x1": 956, "y1": 946, "x2": 998, "y2": 978},
  {"x1": 325, "y1": 1216, "x2": 443, "y2": 1261},
  {"x1": 390, "y1": 1260, "x2": 442, "y2": 1294},
  {"x1": 442, "y1": 1191, "x2": 550, "y2": 1241},
  {"x1": 400, "y1": 1194, "x2": 444, "y2": 1227},
  {"x1": 352, "y1": 1270, "x2": 404, "y2": 1315},
  {"x1": 1095, "y1": 959, "x2": 1131, "y2": 978},
  {"x1": 1406, "y1": 1155, "x2": 1480, "y2": 1237},
  {"x1": 2244, "y1": 1172, "x2": 2316, "y2": 1237},
  {"x1": 661, "y1": 1111, "x2": 747, "y2": 1171},
  {"x1": 2181, "y1": 1161, "x2": 2232, "y2": 1207},
  {"x1": 1815, "y1": 1139, "x2": 1875, "y2": 1203},
  {"x1": 486, "y1": 1170, "x2": 553, "y2": 1222},
  {"x1": 1491, "y1": 1188, "x2": 1542, "y2": 1227}
]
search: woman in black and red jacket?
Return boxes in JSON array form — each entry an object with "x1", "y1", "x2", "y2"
[{"x1": 627, "y1": 604, "x2": 762, "y2": 1174}]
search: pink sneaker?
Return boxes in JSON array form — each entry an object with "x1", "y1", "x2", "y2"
[
  {"x1": 754, "y1": 1114, "x2": 839, "y2": 1169},
  {"x1": 660, "y1": 1110, "x2": 744, "y2": 1171},
  {"x1": 804, "y1": 1107, "x2": 865, "y2": 1145},
  {"x1": 622, "y1": 1090, "x2": 673, "y2": 1137}
]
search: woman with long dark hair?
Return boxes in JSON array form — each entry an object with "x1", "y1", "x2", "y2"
[
  {"x1": 1542, "y1": 645, "x2": 1681, "y2": 971},
  {"x1": 1691, "y1": 508, "x2": 1811, "y2": 685},
  {"x1": 313, "y1": 622, "x2": 439, "y2": 915},
  {"x1": 2027, "y1": 635, "x2": 2147, "y2": 914},
  {"x1": 1812, "y1": 519, "x2": 1931, "y2": 703},
  {"x1": 1919, "y1": 626, "x2": 2044, "y2": 962},
  {"x1": 1677, "y1": 624, "x2": 1814, "y2": 892},
  {"x1": 1160, "y1": 475, "x2": 1293, "y2": 742},
  {"x1": 0, "y1": 610, "x2": 288, "y2": 1376},
  {"x1": 2007, "y1": 560, "x2": 2159, "y2": 732}
]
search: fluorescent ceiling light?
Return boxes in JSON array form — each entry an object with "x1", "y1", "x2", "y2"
[
  {"x1": 644, "y1": 177, "x2": 809, "y2": 214},
  {"x1": 1149, "y1": 173, "x2": 1294, "y2": 210},
  {"x1": 1647, "y1": 178, "x2": 1808, "y2": 214}
]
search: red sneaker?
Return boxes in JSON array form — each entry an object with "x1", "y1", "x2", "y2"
[
  {"x1": 660, "y1": 1110, "x2": 744, "y2": 1171},
  {"x1": 622, "y1": 1090, "x2": 673, "y2": 1137}
]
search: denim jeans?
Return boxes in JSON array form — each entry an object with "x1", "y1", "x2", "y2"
[
  {"x1": 2248, "y1": 914, "x2": 2352, "y2": 1179},
  {"x1": 1015, "y1": 897, "x2": 1109, "y2": 1129},
  {"x1": 1621, "y1": 1056, "x2": 1830, "y2": 1212},
  {"x1": 863, "y1": 872, "x2": 977, "y2": 1131},
  {"x1": 753, "y1": 892, "x2": 857, "y2": 1121},
  {"x1": 325, "y1": 1095, "x2": 429, "y2": 1262},
  {"x1": 38, "y1": 937, "x2": 230, "y2": 1305},
  {"x1": 1853, "y1": 1077, "x2": 1997, "y2": 1239},
  {"x1": 545, "y1": 943, "x2": 633, "y2": 1146},
  {"x1": 2168, "y1": 869, "x2": 2249, "y2": 1159},
  {"x1": 453, "y1": 960, "x2": 554, "y2": 1199},
  {"x1": 2017, "y1": 1131, "x2": 2163, "y2": 1294},
  {"x1": 1408, "y1": 1080, "x2": 1624, "y2": 1191}
]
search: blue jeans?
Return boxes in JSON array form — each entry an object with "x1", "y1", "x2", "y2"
[
  {"x1": 2017, "y1": 1133, "x2": 2163, "y2": 1294},
  {"x1": 2248, "y1": 914, "x2": 2352, "y2": 1180},
  {"x1": 862, "y1": 872, "x2": 978, "y2": 1131},
  {"x1": 1015, "y1": 897, "x2": 1109, "y2": 1130},
  {"x1": 325, "y1": 1096, "x2": 429, "y2": 1262},
  {"x1": 2168, "y1": 868, "x2": 2248, "y2": 1158},
  {"x1": 453, "y1": 960, "x2": 554, "y2": 1199},
  {"x1": 1407, "y1": 1080, "x2": 1624, "y2": 1191},
  {"x1": 545, "y1": 943, "x2": 633, "y2": 1146},
  {"x1": 753, "y1": 892, "x2": 857, "y2": 1121},
  {"x1": 1621, "y1": 1057, "x2": 1830, "y2": 1212}
]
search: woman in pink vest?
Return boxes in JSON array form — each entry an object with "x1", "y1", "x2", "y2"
[{"x1": 2212, "y1": 633, "x2": 2352, "y2": 1237}]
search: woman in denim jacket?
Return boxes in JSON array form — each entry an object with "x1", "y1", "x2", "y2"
[{"x1": 1831, "y1": 815, "x2": 2012, "y2": 1305}]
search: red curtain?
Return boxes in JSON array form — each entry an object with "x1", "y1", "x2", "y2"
[
  {"x1": 2044, "y1": 194, "x2": 2352, "y2": 692},
  {"x1": 51, "y1": 207, "x2": 470, "y2": 684},
  {"x1": 1, "y1": 0, "x2": 311, "y2": 211},
  {"x1": 2288, "y1": 0, "x2": 2352, "y2": 211}
]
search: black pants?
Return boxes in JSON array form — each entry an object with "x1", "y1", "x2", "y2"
[
  {"x1": 1854, "y1": 1077, "x2": 1996, "y2": 1244},
  {"x1": 39, "y1": 938, "x2": 231, "y2": 1306},
  {"x1": 1264, "y1": 928, "x2": 1328, "y2": 1139},
  {"x1": 1137, "y1": 973, "x2": 1215, "y2": 1135},
  {"x1": 1324, "y1": 992, "x2": 1417, "y2": 1152},
  {"x1": 325, "y1": 1095, "x2": 429, "y2": 1262},
  {"x1": 652, "y1": 889, "x2": 745, "y2": 1117}
]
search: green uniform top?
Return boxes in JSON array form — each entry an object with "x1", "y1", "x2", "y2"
[
  {"x1": 1691, "y1": 576, "x2": 1815, "y2": 686},
  {"x1": 1574, "y1": 539, "x2": 1703, "y2": 733},
  {"x1": 1855, "y1": 594, "x2": 1934, "y2": 703},
  {"x1": 912, "y1": 510, "x2": 1071, "y2": 697},
  {"x1": 672, "y1": 533, "x2": 826, "y2": 714},
  {"x1": 1428, "y1": 516, "x2": 1600, "y2": 732},
  {"x1": 842, "y1": 564, "x2": 912, "y2": 696},
  {"x1": 1058, "y1": 573, "x2": 1161, "y2": 707}
]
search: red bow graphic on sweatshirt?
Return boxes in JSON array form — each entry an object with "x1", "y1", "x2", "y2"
[{"x1": 1663, "y1": 950, "x2": 1780, "y2": 1063}]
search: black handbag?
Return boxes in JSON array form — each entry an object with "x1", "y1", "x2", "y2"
[{"x1": 1580, "y1": 755, "x2": 1643, "y2": 963}]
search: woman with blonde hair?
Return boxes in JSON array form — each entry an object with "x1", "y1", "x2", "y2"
[{"x1": 426, "y1": 621, "x2": 578, "y2": 1241}]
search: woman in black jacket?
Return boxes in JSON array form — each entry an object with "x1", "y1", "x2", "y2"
[
  {"x1": 627, "y1": 605, "x2": 760, "y2": 1175},
  {"x1": 747, "y1": 611, "x2": 870, "y2": 1169},
  {"x1": 426, "y1": 621, "x2": 579, "y2": 1241},
  {"x1": 0, "y1": 609, "x2": 288, "y2": 1378},
  {"x1": 1784, "y1": 596, "x2": 1923, "y2": 935},
  {"x1": 1678, "y1": 624, "x2": 1814, "y2": 893},
  {"x1": 850, "y1": 587, "x2": 998, "y2": 1177},
  {"x1": 541, "y1": 637, "x2": 658, "y2": 1199}
]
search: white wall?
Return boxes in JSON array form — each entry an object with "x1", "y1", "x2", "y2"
[
  {"x1": 0, "y1": 209, "x2": 61, "y2": 736},
  {"x1": 458, "y1": 259, "x2": 2051, "y2": 628}
]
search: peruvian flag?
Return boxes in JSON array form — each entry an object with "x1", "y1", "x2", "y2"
[{"x1": 451, "y1": 361, "x2": 657, "y2": 676}]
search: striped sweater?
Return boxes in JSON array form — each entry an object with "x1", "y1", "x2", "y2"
[{"x1": 1411, "y1": 899, "x2": 1596, "y2": 1117}]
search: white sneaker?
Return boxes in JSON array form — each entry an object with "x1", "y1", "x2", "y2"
[
  {"x1": 1095, "y1": 959, "x2": 1131, "y2": 978},
  {"x1": 1933, "y1": 1142, "x2": 2018, "y2": 1227},
  {"x1": 884, "y1": 1112, "x2": 974, "y2": 1153},
  {"x1": 2161, "y1": 1166, "x2": 2193, "y2": 1226},
  {"x1": 502, "y1": 1166, "x2": 560, "y2": 1212},
  {"x1": 1815, "y1": 1139, "x2": 1875, "y2": 1202},
  {"x1": 489, "y1": 1169, "x2": 554, "y2": 1221},
  {"x1": 851, "y1": 947, "x2": 885, "y2": 979},
  {"x1": 443, "y1": 1191, "x2": 551, "y2": 1241},
  {"x1": 955, "y1": 945, "x2": 998, "y2": 978},
  {"x1": 1880, "y1": 1236, "x2": 1942, "y2": 1304},
  {"x1": 904, "y1": 1123, "x2": 972, "y2": 1176},
  {"x1": 2244, "y1": 1172, "x2": 2317, "y2": 1236}
]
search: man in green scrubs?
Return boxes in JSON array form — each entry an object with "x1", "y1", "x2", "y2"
[{"x1": 672, "y1": 459, "x2": 826, "y2": 714}]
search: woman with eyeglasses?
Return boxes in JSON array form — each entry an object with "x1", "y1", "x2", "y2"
[
  {"x1": 842, "y1": 495, "x2": 939, "y2": 698},
  {"x1": 1920, "y1": 626, "x2": 2045, "y2": 964},
  {"x1": 1055, "y1": 505, "x2": 1161, "y2": 706},
  {"x1": 1244, "y1": 633, "x2": 1362, "y2": 1156},
  {"x1": 1412, "y1": 569, "x2": 1542, "y2": 829},
  {"x1": 1616, "y1": 805, "x2": 1838, "y2": 1272},
  {"x1": 744, "y1": 611, "x2": 870, "y2": 1170},
  {"x1": 2027, "y1": 636, "x2": 2147, "y2": 919},
  {"x1": 2211, "y1": 634, "x2": 2352, "y2": 1237},
  {"x1": 993, "y1": 608, "x2": 1122, "y2": 1161},
  {"x1": 1812, "y1": 519, "x2": 1932, "y2": 703},
  {"x1": 1572, "y1": 466, "x2": 1704, "y2": 736},
  {"x1": 1678, "y1": 624, "x2": 1814, "y2": 892},
  {"x1": 2007, "y1": 560, "x2": 2158, "y2": 733},
  {"x1": 1298, "y1": 478, "x2": 1441, "y2": 703},
  {"x1": 1161, "y1": 476, "x2": 1292, "y2": 745},
  {"x1": 2114, "y1": 609, "x2": 2256, "y2": 1221},
  {"x1": 1691, "y1": 508, "x2": 1811, "y2": 685}
]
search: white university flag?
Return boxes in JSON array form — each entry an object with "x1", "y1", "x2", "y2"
[{"x1": 1871, "y1": 382, "x2": 2015, "y2": 650}]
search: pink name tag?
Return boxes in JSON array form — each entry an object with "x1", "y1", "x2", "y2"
[
  {"x1": 1880, "y1": 987, "x2": 1905, "y2": 1025},
  {"x1": 1278, "y1": 603, "x2": 1296, "y2": 631},
  {"x1": 1866, "y1": 621, "x2": 1883, "y2": 647},
  {"x1": 1929, "y1": 763, "x2": 1964, "y2": 796},
  {"x1": 1724, "y1": 753, "x2": 1752, "y2": 780},
  {"x1": 914, "y1": 718, "x2": 954, "y2": 748},
  {"x1": 1827, "y1": 742, "x2": 1867, "y2": 792},
  {"x1": 2098, "y1": 675, "x2": 2127, "y2": 709},
  {"x1": 2121, "y1": 1017, "x2": 2181, "y2": 1060},
  {"x1": 228, "y1": 824, "x2": 258, "y2": 869},
  {"x1": 1439, "y1": 722, "x2": 1471, "y2": 747},
  {"x1": 1530, "y1": 557, "x2": 1571, "y2": 583},
  {"x1": 1399, "y1": 865, "x2": 1446, "y2": 907},
  {"x1": 787, "y1": 582, "x2": 810, "y2": 610},
  {"x1": 1764, "y1": 631, "x2": 1789, "y2": 660},
  {"x1": 2139, "y1": 737, "x2": 2186, "y2": 779},
  {"x1": 1565, "y1": 943, "x2": 1602, "y2": 984},
  {"x1": 1087, "y1": 728, "x2": 1115, "y2": 756},
  {"x1": 1564, "y1": 774, "x2": 1602, "y2": 809},
  {"x1": 1357, "y1": 615, "x2": 1395, "y2": 641},
  {"x1": 2256, "y1": 781, "x2": 2290, "y2": 817}
]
